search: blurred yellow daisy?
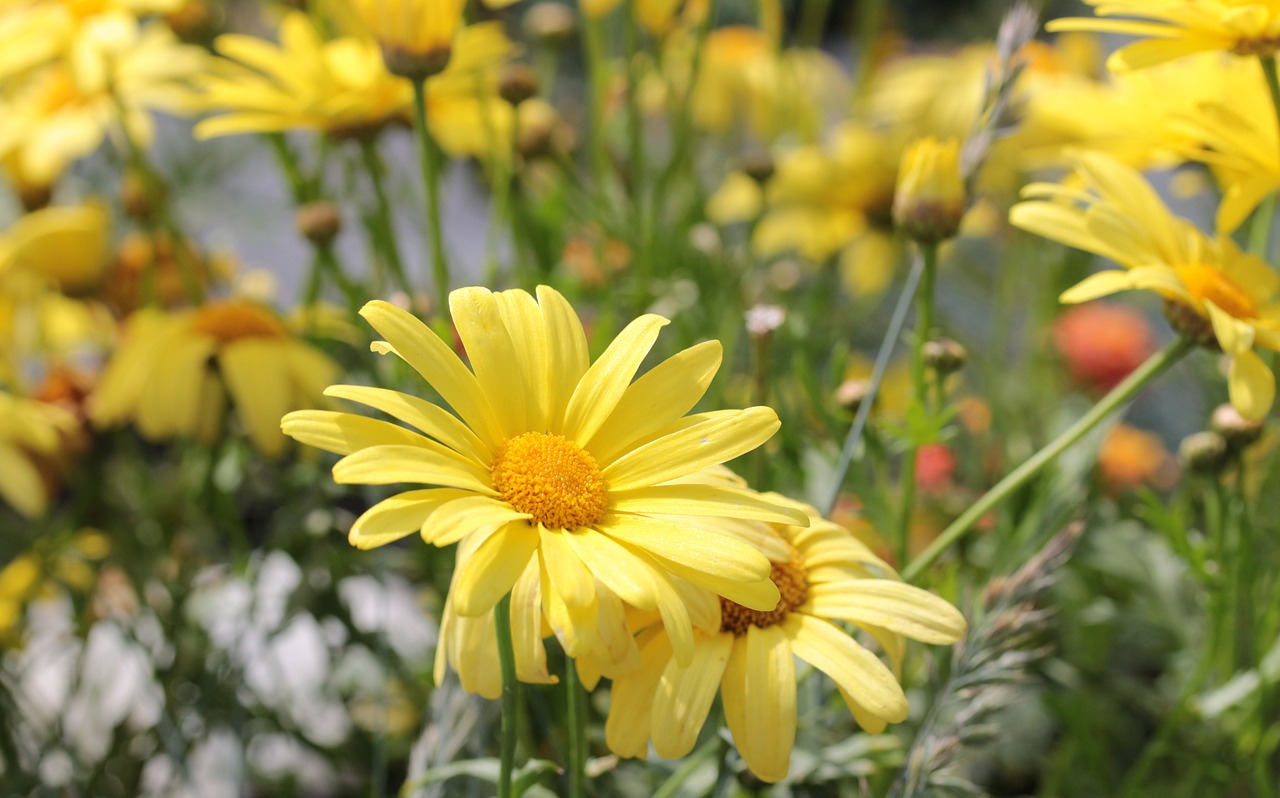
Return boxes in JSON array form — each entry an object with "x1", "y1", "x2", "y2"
[
  {"x1": 91, "y1": 300, "x2": 341, "y2": 457},
  {"x1": 0, "y1": 22, "x2": 206, "y2": 192},
  {"x1": 1047, "y1": 1, "x2": 1280, "y2": 70},
  {"x1": 605, "y1": 500, "x2": 966, "y2": 782},
  {"x1": 0, "y1": 0, "x2": 183, "y2": 81},
  {"x1": 0, "y1": 531, "x2": 110, "y2": 644},
  {"x1": 1011, "y1": 152, "x2": 1280, "y2": 420},
  {"x1": 282, "y1": 286, "x2": 806, "y2": 665},
  {"x1": 0, "y1": 391, "x2": 78, "y2": 518}
]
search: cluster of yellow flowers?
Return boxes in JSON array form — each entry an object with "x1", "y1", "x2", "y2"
[{"x1": 283, "y1": 286, "x2": 967, "y2": 782}]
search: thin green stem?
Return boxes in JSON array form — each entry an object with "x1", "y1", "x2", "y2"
[
  {"x1": 494, "y1": 593, "x2": 519, "y2": 798},
  {"x1": 583, "y1": 14, "x2": 611, "y2": 190},
  {"x1": 412, "y1": 79, "x2": 452, "y2": 314},
  {"x1": 357, "y1": 138, "x2": 412, "y2": 298},
  {"x1": 852, "y1": 0, "x2": 885, "y2": 99},
  {"x1": 565, "y1": 658, "x2": 587, "y2": 798},
  {"x1": 903, "y1": 337, "x2": 1194, "y2": 581},
  {"x1": 821, "y1": 254, "x2": 925, "y2": 517},
  {"x1": 796, "y1": 0, "x2": 831, "y2": 48},
  {"x1": 1261, "y1": 56, "x2": 1280, "y2": 162},
  {"x1": 897, "y1": 243, "x2": 938, "y2": 567}
]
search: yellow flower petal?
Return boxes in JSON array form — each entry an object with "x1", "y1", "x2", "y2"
[
  {"x1": 349, "y1": 488, "x2": 467, "y2": 549},
  {"x1": 449, "y1": 287, "x2": 533, "y2": 436},
  {"x1": 220, "y1": 338, "x2": 292, "y2": 458},
  {"x1": 0, "y1": 443, "x2": 47, "y2": 518},
  {"x1": 737, "y1": 624, "x2": 796, "y2": 783},
  {"x1": 560, "y1": 527, "x2": 659, "y2": 611},
  {"x1": 608, "y1": 483, "x2": 808, "y2": 525},
  {"x1": 537, "y1": 285, "x2": 590, "y2": 430},
  {"x1": 806, "y1": 581, "x2": 967, "y2": 644},
  {"x1": 651, "y1": 631, "x2": 732, "y2": 758},
  {"x1": 332, "y1": 444, "x2": 496, "y2": 494},
  {"x1": 512, "y1": 558, "x2": 557, "y2": 685},
  {"x1": 452, "y1": 521, "x2": 539, "y2": 616},
  {"x1": 1205, "y1": 299, "x2": 1255, "y2": 355},
  {"x1": 1228, "y1": 348, "x2": 1276, "y2": 421},
  {"x1": 424, "y1": 496, "x2": 531, "y2": 547},
  {"x1": 1059, "y1": 267, "x2": 1188, "y2": 304},
  {"x1": 598, "y1": 514, "x2": 771, "y2": 585},
  {"x1": 360, "y1": 299, "x2": 503, "y2": 447},
  {"x1": 281, "y1": 410, "x2": 430, "y2": 455},
  {"x1": 605, "y1": 628, "x2": 671, "y2": 759},
  {"x1": 562, "y1": 314, "x2": 668, "y2": 446},
  {"x1": 587, "y1": 340, "x2": 723, "y2": 464},
  {"x1": 324, "y1": 384, "x2": 490, "y2": 465},
  {"x1": 784, "y1": 613, "x2": 907, "y2": 723},
  {"x1": 602, "y1": 407, "x2": 780, "y2": 491},
  {"x1": 539, "y1": 525, "x2": 597, "y2": 608}
]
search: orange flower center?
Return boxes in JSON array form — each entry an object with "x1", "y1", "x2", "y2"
[
  {"x1": 491, "y1": 432, "x2": 609, "y2": 529},
  {"x1": 191, "y1": 301, "x2": 287, "y2": 343},
  {"x1": 1174, "y1": 264, "x2": 1257, "y2": 320},
  {"x1": 720, "y1": 544, "x2": 809, "y2": 635}
]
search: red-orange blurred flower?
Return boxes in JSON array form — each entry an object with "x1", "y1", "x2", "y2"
[
  {"x1": 915, "y1": 443, "x2": 956, "y2": 493},
  {"x1": 1053, "y1": 303, "x2": 1156, "y2": 392},
  {"x1": 1098, "y1": 424, "x2": 1177, "y2": 493}
]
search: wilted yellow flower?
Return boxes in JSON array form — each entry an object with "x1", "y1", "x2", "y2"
[
  {"x1": 282, "y1": 286, "x2": 806, "y2": 668},
  {"x1": 1047, "y1": 0, "x2": 1280, "y2": 70},
  {"x1": 91, "y1": 300, "x2": 341, "y2": 457},
  {"x1": 605, "y1": 501, "x2": 966, "y2": 782},
  {"x1": 0, "y1": 391, "x2": 77, "y2": 518},
  {"x1": 893, "y1": 136, "x2": 966, "y2": 244},
  {"x1": 0, "y1": 22, "x2": 206, "y2": 191},
  {"x1": 1011, "y1": 152, "x2": 1280, "y2": 420}
]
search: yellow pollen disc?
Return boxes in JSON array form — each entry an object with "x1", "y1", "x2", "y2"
[
  {"x1": 191, "y1": 301, "x2": 288, "y2": 343},
  {"x1": 491, "y1": 432, "x2": 609, "y2": 530},
  {"x1": 720, "y1": 544, "x2": 809, "y2": 636},
  {"x1": 1174, "y1": 264, "x2": 1258, "y2": 320}
]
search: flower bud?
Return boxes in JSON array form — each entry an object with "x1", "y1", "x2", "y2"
[
  {"x1": 738, "y1": 150, "x2": 775, "y2": 184},
  {"x1": 120, "y1": 169, "x2": 161, "y2": 221},
  {"x1": 1178, "y1": 430, "x2": 1229, "y2": 475},
  {"x1": 893, "y1": 136, "x2": 966, "y2": 245},
  {"x1": 1209, "y1": 403, "x2": 1265, "y2": 450},
  {"x1": 499, "y1": 64, "x2": 539, "y2": 107},
  {"x1": 295, "y1": 201, "x2": 343, "y2": 246},
  {"x1": 524, "y1": 2, "x2": 577, "y2": 48},
  {"x1": 924, "y1": 337, "x2": 967, "y2": 376},
  {"x1": 351, "y1": 0, "x2": 464, "y2": 80}
]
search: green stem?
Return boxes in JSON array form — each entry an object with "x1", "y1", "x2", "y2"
[
  {"x1": 357, "y1": 138, "x2": 412, "y2": 298},
  {"x1": 565, "y1": 658, "x2": 587, "y2": 798},
  {"x1": 896, "y1": 243, "x2": 938, "y2": 567},
  {"x1": 1260, "y1": 56, "x2": 1280, "y2": 163},
  {"x1": 582, "y1": 14, "x2": 611, "y2": 190},
  {"x1": 412, "y1": 79, "x2": 452, "y2": 315},
  {"x1": 821, "y1": 254, "x2": 925, "y2": 517},
  {"x1": 903, "y1": 336, "x2": 1194, "y2": 581},
  {"x1": 796, "y1": 0, "x2": 831, "y2": 48},
  {"x1": 494, "y1": 593, "x2": 519, "y2": 798}
]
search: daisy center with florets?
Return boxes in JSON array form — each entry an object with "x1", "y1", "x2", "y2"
[
  {"x1": 720, "y1": 544, "x2": 809, "y2": 635},
  {"x1": 191, "y1": 301, "x2": 287, "y2": 343},
  {"x1": 491, "y1": 432, "x2": 609, "y2": 529},
  {"x1": 1174, "y1": 264, "x2": 1257, "y2": 320}
]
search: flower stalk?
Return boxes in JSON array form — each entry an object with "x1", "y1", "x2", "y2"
[
  {"x1": 897, "y1": 242, "x2": 939, "y2": 567},
  {"x1": 412, "y1": 79, "x2": 452, "y2": 316},
  {"x1": 494, "y1": 592, "x2": 519, "y2": 798},
  {"x1": 903, "y1": 336, "x2": 1194, "y2": 581}
]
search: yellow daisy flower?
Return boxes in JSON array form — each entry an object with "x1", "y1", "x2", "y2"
[
  {"x1": 281, "y1": 286, "x2": 806, "y2": 665},
  {"x1": 0, "y1": 22, "x2": 207, "y2": 191},
  {"x1": 604, "y1": 501, "x2": 967, "y2": 783},
  {"x1": 91, "y1": 300, "x2": 341, "y2": 457},
  {"x1": 1010, "y1": 152, "x2": 1280, "y2": 420},
  {"x1": 0, "y1": 0, "x2": 183, "y2": 82},
  {"x1": 1046, "y1": 0, "x2": 1280, "y2": 70},
  {"x1": 0, "y1": 391, "x2": 78, "y2": 518}
]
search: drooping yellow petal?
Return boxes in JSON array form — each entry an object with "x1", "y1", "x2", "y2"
[
  {"x1": 1228, "y1": 348, "x2": 1276, "y2": 421},
  {"x1": 605, "y1": 627, "x2": 671, "y2": 758},
  {"x1": 1205, "y1": 299, "x2": 1255, "y2": 355},
  {"x1": 0, "y1": 443, "x2": 47, "y2": 518},
  {"x1": 511, "y1": 558, "x2": 557, "y2": 685},
  {"x1": 651, "y1": 631, "x2": 733, "y2": 758},
  {"x1": 452, "y1": 521, "x2": 539, "y2": 616},
  {"x1": 538, "y1": 525, "x2": 597, "y2": 608},
  {"x1": 806, "y1": 581, "x2": 967, "y2": 644},
  {"x1": 784, "y1": 613, "x2": 908, "y2": 723},
  {"x1": 560, "y1": 527, "x2": 659, "y2": 611},
  {"x1": 219, "y1": 338, "x2": 292, "y2": 458},
  {"x1": 738, "y1": 624, "x2": 796, "y2": 783}
]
